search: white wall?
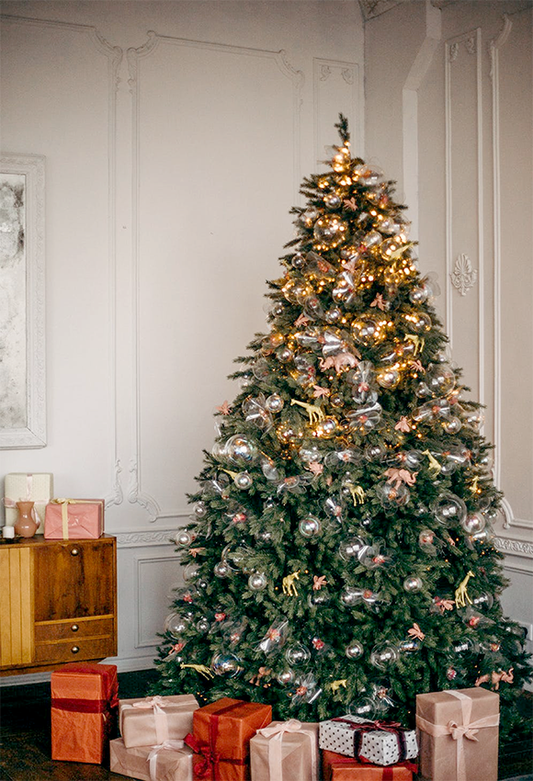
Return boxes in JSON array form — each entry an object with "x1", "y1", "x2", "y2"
[
  {"x1": 365, "y1": 0, "x2": 533, "y2": 657},
  {"x1": 0, "y1": 0, "x2": 365, "y2": 678}
]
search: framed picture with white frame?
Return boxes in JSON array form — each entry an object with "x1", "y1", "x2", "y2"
[{"x1": 0, "y1": 153, "x2": 46, "y2": 449}]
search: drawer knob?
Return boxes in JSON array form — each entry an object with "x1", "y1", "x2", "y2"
[
  {"x1": 71, "y1": 646, "x2": 80, "y2": 654},
  {"x1": 70, "y1": 548, "x2": 80, "y2": 556},
  {"x1": 71, "y1": 624, "x2": 79, "y2": 632}
]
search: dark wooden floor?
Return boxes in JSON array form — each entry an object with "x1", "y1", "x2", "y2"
[{"x1": 1, "y1": 670, "x2": 532, "y2": 780}]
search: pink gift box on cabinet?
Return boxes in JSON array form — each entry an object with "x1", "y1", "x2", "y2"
[{"x1": 44, "y1": 499, "x2": 104, "y2": 539}]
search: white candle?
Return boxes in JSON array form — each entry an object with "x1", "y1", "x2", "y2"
[{"x1": 2, "y1": 526, "x2": 15, "y2": 539}]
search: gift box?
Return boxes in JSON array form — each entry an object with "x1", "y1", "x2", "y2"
[
  {"x1": 110, "y1": 737, "x2": 193, "y2": 781},
  {"x1": 322, "y1": 749, "x2": 417, "y2": 781},
  {"x1": 319, "y1": 715, "x2": 418, "y2": 766},
  {"x1": 186, "y1": 697, "x2": 272, "y2": 781},
  {"x1": 416, "y1": 687, "x2": 499, "y2": 781},
  {"x1": 51, "y1": 662, "x2": 118, "y2": 763},
  {"x1": 250, "y1": 719, "x2": 319, "y2": 781},
  {"x1": 44, "y1": 498, "x2": 104, "y2": 539},
  {"x1": 3, "y1": 472, "x2": 53, "y2": 531},
  {"x1": 119, "y1": 693, "x2": 199, "y2": 748}
]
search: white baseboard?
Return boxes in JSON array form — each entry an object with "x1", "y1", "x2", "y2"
[{"x1": 0, "y1": 654, "x2": 158, "y2": 687}]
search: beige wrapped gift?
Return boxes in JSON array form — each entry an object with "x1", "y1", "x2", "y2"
[
  {"x1": 119, "y1": 694, "x2": 199, "y2": 749},
  {"x1": 416, "y1": 687, "x2": 499, "y2": 781},
  {"x1": 250, "y1": 719, "x2": 319, "y2": 781},
  {"x1": 110, "y1": 738, "x2": 192, "y2": 781}
]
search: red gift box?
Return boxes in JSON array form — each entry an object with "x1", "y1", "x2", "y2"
[
  {"x1": 322, "y1": 749, "x2": 417, "y2": 781},
  {"x1": 51, "y1": 662, "x2": 118, "y2": 763},
  {"x1": 185, "y1": 697, "x2": 272, "y2": 781},
  {"x1": 44, "y1": 498, "x2": 104, "y2": 539}
]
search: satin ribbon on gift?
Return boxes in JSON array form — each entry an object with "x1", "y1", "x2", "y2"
[
  {"x1": 119, "y1": 696, "x2": 172, "y2": 744},
  {"x1": 147, "y1": 739, "x2": 186, "y2": 781},
  {"x1": 331, "y1": 717, "x2": 408, "y2": 763},
  {"x1": 257, "y1": 719, "x2": 317, "y2": 780},
  {"x1": 416, "y1": 690, "x2": 499, "y2": 781},
  {"x1": 51, "y1": 498, "x2": 102, "y2": 540}
]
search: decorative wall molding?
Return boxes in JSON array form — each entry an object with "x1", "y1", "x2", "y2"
[
  {"x1": 495, "y1": 536, "x2": 533, "y2": 559},
  {"x1": 0, "y1": 14, "x2": 124, "y2": 507},
  {"x1": 450, "y1": 253, "x2": 478, "y2": 296},
  {"x1": 402, "y1": 1, "x2": 441, "y2": 243},
  {"x1": 126, "y1": 31, "x2": 303, "y2": 520},
  {"x1": 113, "y1": 527, "x2": 184, "y2": 548},
  {"x1": 313, "y1": 58, "x2": 362, "y2": 163},
  {"x1": 135, "y1": 554, "x2": 180, "y2": 647},
  {"x1": 444, "y1": 28, "x2": 484, "y2": 408}
]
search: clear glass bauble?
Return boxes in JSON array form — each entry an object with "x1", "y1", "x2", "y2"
[
  {"x1": 164, "y1": 613, "x2": 189, "y2": 638},
  {"x1": 225, "y1": 435, "x2": 258, "y2": 465},
  {"x1": 211, "y1": 652, "x2": 242, "y2": 678},
  {"x1": 285, "y1": 644, "x2": 311, "y2": 666},
  {"x1": 338, "y1": 536, "x2": 367, "y2": 561},
  {"x1": 433, "y1": 492, "x2": 467, "y2": 526},
  {"x1": 298, "y1": 516, "x2": 321, "y2": 538},
  {"x1": 370, "y1": 643, "x2": 398, "y2": 670},
  {"x1": 313, "y1": 215, "x2": 348, "y2": 249}
]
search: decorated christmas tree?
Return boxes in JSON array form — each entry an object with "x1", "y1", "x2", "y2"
[{"x1": 152, "y1": 116, "x2": 531, "y2": 738}]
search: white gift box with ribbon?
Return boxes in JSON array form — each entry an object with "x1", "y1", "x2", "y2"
[{"x1": 3, "y1": 472, "x2": 53, "y2": 531}]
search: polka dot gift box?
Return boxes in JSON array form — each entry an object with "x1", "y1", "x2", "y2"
[{"x1": 318, "y1": 715, "x2": 418, "y2": 766}]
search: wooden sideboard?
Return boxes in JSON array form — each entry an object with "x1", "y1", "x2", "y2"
[{"x1": 0, "y1": 534, "x2": 117, "y2": 676}]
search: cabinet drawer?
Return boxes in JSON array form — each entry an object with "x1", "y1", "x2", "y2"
[
  {"x1": 33, "y1": 636, "x2": 115, "y2": 665},
  {"x1": 34, "y1": 616, "x2": 114, "y2": 642}
]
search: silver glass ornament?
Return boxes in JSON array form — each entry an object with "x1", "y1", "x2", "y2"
[
  {"x1": 403, "y1": 576, "x2": 423, "y2": 593},
  {"x1": 462, "y1": 512, "x2": 486, "y2": 534},
  {"x1": 265, "y1": 394, "x2": 284, "y2": 413},
  {"x1": 214, "y1": 561, "x2": 231, "y2": 578},
  {"x1": 165, "y1": 613, "x2": 188, "y2": 638},
  {"x1": 234, "y1": 472, "x2": 253, "y2": 490},
  {"x1": 277, "y1": 669, "x2": 295, "y2": 685},
  {"x1": 248, "y1": 572, "x2": 268, "y2": 591},
  {"x1": 298, "y1": 516, "x2": 321, "y2": 538},
  {"x1": 345, "y1": 640, "x2": 364, "y2": 659},
  {"x1": 433, "y1": 492, "x2": 467, "y2": 526}
]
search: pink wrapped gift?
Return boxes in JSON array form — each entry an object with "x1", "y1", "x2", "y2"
[
  {"x1": 251, "y1": 719, "x2": 319, "y2": 781},
  {"x1": 44, "y1": 498, "x2": 104, "y2": 539},
  {"x1": 110, "y1": 737, "x2": 193, "y2": 781},
  {"x1": 119, "y1": 694, "x2": 199, "y2": 749},
  {"x1": 4, "y1": 472, "x2": 53, "y2": 530}
]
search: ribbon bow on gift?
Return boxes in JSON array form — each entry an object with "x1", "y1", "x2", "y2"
[
  {"x1": 184, "y1": 734, "x2": 221, "y2": 779},
  {"x1": 147, "y1": 740, "x2": 185, "y2": 781},
  {"x1": 257, "y1": 720, "x2": 317, "y2": 780},
  {"x1": 416, "y1": 690, "x2": 499, "y2": 781},
  {"x1": 126, "y1": 696, "x2": 171, "y2": 744}
]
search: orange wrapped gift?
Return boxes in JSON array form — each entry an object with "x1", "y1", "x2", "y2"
[
  {"x1": 44, "y1": 498, "x2": 104, "y2": 539},
  {"x1": 322, "y1": 750, "x2": 417, "y2": 781},
  {"x1": 51, "y1": 662, "x2": 118, "y2": 763},
  {"x1": 185, "y1": 697, "x2": 272, "y2": 781}
]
